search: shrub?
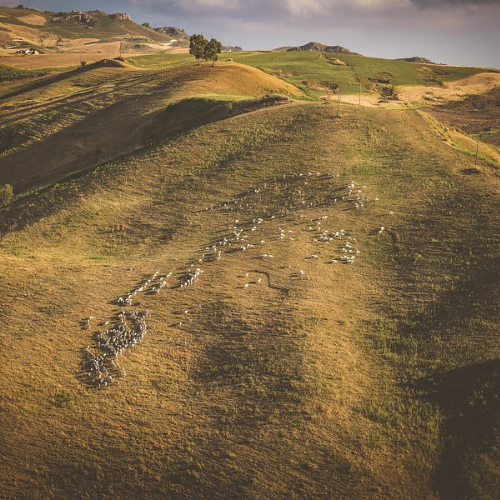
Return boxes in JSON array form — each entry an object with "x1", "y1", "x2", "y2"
[{"x1": 0, "y1": 184, "x2": 13, "y2": 208}]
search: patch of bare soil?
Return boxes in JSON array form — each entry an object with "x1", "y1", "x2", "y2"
[
  {"x1": 396, "y1": 72, "x2": 500, "y2": 105},
  {"x1": 338, "y1": 72, "x2": 500, "y2": 110},
  {"x1": 17, "y1": 14, "x2": 47, "y2": 26},
  {"x1": 331, "y1": 93, "x2": 381, "y2": 106},
  {"x1": 58, "y1": 38, "x2": 101, "y2": 48},
  {"x1": 63, "y1": 41, "x2": 122, "y2": 57}
]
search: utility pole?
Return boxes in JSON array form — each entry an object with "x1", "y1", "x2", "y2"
[{"x1": 359, "y1": 81, "x2": 361, "y2": 105}]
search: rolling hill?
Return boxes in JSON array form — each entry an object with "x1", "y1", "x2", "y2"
[
  {"x1": 0, "y1": 43, "x2": 500, "y2": 499},
  {"x1": 286, "y1": 41, "x2": 362, "y2": 56},
  {"x1": 0, "y1": 5, "x2": 188, "y2": 67}
]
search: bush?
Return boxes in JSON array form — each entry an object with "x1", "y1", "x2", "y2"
[{"x1": 0, "y1": 184, "x2": 13, "y2": 207}]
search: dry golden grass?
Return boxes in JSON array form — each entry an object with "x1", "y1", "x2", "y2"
[
  {"x1": 0, "y1": 62, "x2": 499, "y2": 499},
  {"x1": 336, "y1": 71, "x2": 500, "y2": 108},
  {"x1": 0, "y1": 21, "x2": 58, "y2": 47},
  {"x1": 0, "y1": 52, "x2": 117, "y2": 70},
  {"x1": 63, "y1": 41, "x2": 122, "y2": 57},
  {"x1": 17, "y1": 14, "x2": 48, "y2": 26},
  {"x1": 396, "y1": 72, "x2": 500, "y2": 105},
  {"x1": 57, "y1": 37, "x2": 101, "y2": 47},
  {"x1": 0, "y1": 63, "x2": 303, "y2": 193}
]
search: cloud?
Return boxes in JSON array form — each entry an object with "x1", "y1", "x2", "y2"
[
  {"x1": 411, "y1": 0, "x2": 500, "y2": 6},
  {"x1": 285, "y1": 0, "x2": 323, "y2": 17},
  {"x1": 112, "y1": 0, "x2": 410, "y2": 24}
]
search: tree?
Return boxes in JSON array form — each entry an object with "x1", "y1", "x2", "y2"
[
  {"x1": 204, "y1": 38, "x2": 222, "y2": 66},
  {"x1": 189, "y1": 34, "x2": 208, "y2": 65},
  {"x1": 0, "y1": 184, "x2": 14, "y2": 208}
]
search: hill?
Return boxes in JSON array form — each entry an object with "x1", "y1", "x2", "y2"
[
  {"x1": 153, "y1": 26, "x2": 190, "y2": 41},
  {"x1": 1, "y1": 51, "x2": 500, "y2": 499},
  {"x1": 287, "y1": 41, "x2": 362, "y2": 56},
  {"x1": 0, "y1": 5, "x2": 188, "y2": 66},
  {"x1": 398, "y1": 56, "x2": 436, "y2": 64},
  {"x1": 226, "y1": 49, "x2": 498, "y2": 100},
  {"x1": 426, "y1": 85, "x2": 500, "y2": 148},
  {"x1": 0, "y1": 61, "x2": 301, "y2": 193}
]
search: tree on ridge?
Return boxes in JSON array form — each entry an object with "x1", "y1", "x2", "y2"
[
  {"x1": 204, "y1": 38, "x2": 222, "y2": 66},
  {"x1": 189, "y1": 34, "x2": 222, "y2": 66},
  {"x1": 189, "y1": 34, "x2": 208, "y2": 65}
]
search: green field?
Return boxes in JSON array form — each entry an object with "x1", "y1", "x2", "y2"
[
  {"x1": 232, "y1": 51, "x2": 489, "y2": 93},
  {"x1": 128, "y1": 50, "x2": 492, "y2": 96}
]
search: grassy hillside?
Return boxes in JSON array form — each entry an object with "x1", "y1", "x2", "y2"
[
  {"x1": 230, "y1": 50, "x2": 491, "y2": 95},
  {"x1": 0, "y1": 61, "x2": 301, "y2": 193},
  {"x1": 0, "y1": 5, "x2": 183, "y2": 66},
  {"x1": 0, "y1": 6, "x2": 171, "y2": 43},
  {"x1": 129, "y1": 50, "x2": 494, "y2": 99},
  {"x1": 427, "y1": 86, "x2": 500, "y2": 148},
  {"x1": 1, "y1": 56, "x2": 500, "y2": 499}
]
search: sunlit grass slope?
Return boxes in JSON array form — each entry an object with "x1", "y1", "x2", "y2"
[
  {"x1": 226, "y1": 51, "x2": 491, "y2": 95},
  {"x1": 1, "y1": 92, "x2": 499, "y2": 499},
  {"x1": 0, "y1": 61, "x2": 302, "y2": 194},
  {"x1": 129, "y1": 50, "x2": 494, "y2": 99}
]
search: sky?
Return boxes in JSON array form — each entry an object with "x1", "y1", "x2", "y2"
[{"x1": 4, "y1": 0, "x2": 500, "y2": 68}]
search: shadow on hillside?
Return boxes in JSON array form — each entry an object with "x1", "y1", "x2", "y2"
[
  {"x1": 0, "y1": 95, "x2": 293, "y2": 240},
  {"x1": 384, "y1": 182, "x2": 500, "y2": 499},
  {"x1": 416, "y1": 359, "x2": 500, "y2": 500},
  {"x1": 142, "y1": 95, "x2": 291, "y2": 145},
  {"x1": 408, "y1": 262, "x2": 500, "y2": 498},
  {"x1": 0, "y1": 59, "x2": 126, "y2": 101}
]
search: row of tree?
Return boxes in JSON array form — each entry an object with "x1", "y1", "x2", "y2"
[{"x1": 189, "y1": 34, "x2": 222, "y2": 66}]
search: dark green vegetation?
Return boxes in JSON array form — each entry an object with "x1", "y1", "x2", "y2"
[
  {"x1": 189, "y1": 34, "x2": 223, "y2": 66},
  {"x1": 0, "y1": 63, "x2": 48, "y2": 82},
  {"x1": 0, "y1": 53, "x2": 500, "y2": 499},
  {"x1": 0, "y1": 182, "x2": 13, "y2": 206}
]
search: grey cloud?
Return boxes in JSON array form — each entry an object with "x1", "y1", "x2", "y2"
[
  {"x1": 114, "y1": 0, "x2": 404, "y2": 25},
  {"x1": 412, "y1": 0, "x2": 500, "y2": 6}
]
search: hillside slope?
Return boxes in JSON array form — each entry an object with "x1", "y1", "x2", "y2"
[
  {"x1": 0, "y1": 5, "x2": 186, "y2": 66},
  {"x1": 0, "y1": 61, "x2": 302, "y2": 193},
  {"x1": 230, "y1": 50, "x2": 499, "y2": 101},
  {"x1": 0, "y1": 80, "x2": 499, "y2": 500}
]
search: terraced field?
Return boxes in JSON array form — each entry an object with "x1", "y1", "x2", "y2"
[{"x1": 1, "y1": 56, "x2": 500, "y2": 499}]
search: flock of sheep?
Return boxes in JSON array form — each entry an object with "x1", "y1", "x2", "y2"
[{"x1": 82, "y1": 171, "x2": 385, "y2": 387}]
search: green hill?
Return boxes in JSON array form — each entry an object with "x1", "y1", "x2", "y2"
[
  {"x1": 0, "y1": 52, "x2": 500, "y2": 499},
  {"x1": 130, "y1": 49, "x2": 496, "y2": 99},
  {"x1": 230, "y1": 50, "x2": 495, "y2": 96}
]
